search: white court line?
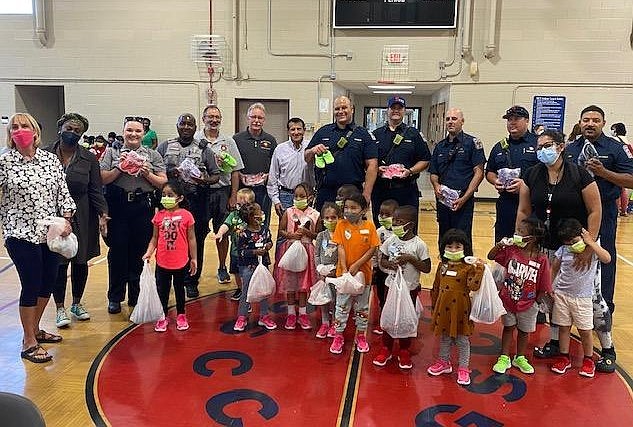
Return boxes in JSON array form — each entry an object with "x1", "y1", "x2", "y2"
[{"x1": 617, "y1": 254, "x2": 633, "y2": 268}]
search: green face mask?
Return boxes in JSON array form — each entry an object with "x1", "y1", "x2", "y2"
[
  {"x1": 444, "y1": 250, "x2": 465, "y2": 261},
  {"x1": 569, "y1": 240, "x2": 587, "y2": 253},
  {"x1": 323, "y1": 219, "x2": 337, "y2": 232},
  {"x1": 293, "y1": 198, "x2": 308, "y2": 210},
  {"x1": 513, "y1": 234, "x2": 529, "y2": 248},
  {"x1": 391, "y1": 222, "x2": 410, "y2": 238},
  {"x1": 378, "y1": 216, "x2": 393, "y2": 229},
  {"x1": 161, "y1": 196, "x2": 177, "y2": 209}
]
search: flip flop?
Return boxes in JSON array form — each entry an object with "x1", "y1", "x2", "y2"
[
  {"x1": 36, "y1": 329, "x2": 63, "y2": 344},
  {"x1": 21, "y1": 345, "x2": 53, "y2": 363}
]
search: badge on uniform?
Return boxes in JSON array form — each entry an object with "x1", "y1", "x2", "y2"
[
  {"x1": 393, "y1": 134, "x2": 403, "y2": 145},
  {"x1": 623, "y1": 144, "x2": 633, "y2": 159},
  {"x1": 474, "y1": 137, "x2": 483, "y2": 150},
  {"x1": 344, "y1": 229, "x2": 352, "y2": 240},
  {"x1": 260, "y1": 140, "x2": 271, "y2": 149},
  {"x1": 337, "y1": 137, "x2": 348, "y2": 149}
]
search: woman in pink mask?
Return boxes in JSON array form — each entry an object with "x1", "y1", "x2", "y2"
[{"x1": 0, "y1": 113, "x2": 76, "y2": 363}]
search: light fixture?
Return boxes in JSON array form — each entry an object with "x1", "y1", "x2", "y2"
[
  {"x1": 372, "y1": 90, "x2": 413, "y2": 94},
  {"x1": 367, "y1": 85, "x2": 415, "y2": 90}
]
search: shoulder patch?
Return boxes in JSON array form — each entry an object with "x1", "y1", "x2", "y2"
[
  {"x1": 473, "y1": 137, "x2": 483, "y2": 150},
  {"x1": 623, "y1": 144, "x2": 633, "y2": 159}
]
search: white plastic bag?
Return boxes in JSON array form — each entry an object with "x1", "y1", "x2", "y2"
[
  {"x1": 247, "y1": 258, "x2": 276, "y2": 303},
  {"x1": 36, "y1": 217, "x2": 79, "y2": 259},
  {"x1": 316, "y1": 264, "x2": 336, "y2": 276},
  {"x1": 380, "y1": 268, "x2": 419, "y2": 338},
  {"x1": 307, "y1": 280, "x2": 332, "y2": 305},
  {"x1": 278, "y1": 240, "x2": 308, "y2": 272},
  {"x1": 470, "y1": 264, "x2": 507, "y2": 324},
  {"x1": 177, "y1": 157, "x2": 202, "y2": 183},
  {"x1": 130, "y1": 262, "x2": 164, "y2": 324},
  {"x1": 327, "y1": 272, "x2": 365, "y2": 295},
  {"x1": 490, "y1": 261, "x2": 507, "y2": 289}
]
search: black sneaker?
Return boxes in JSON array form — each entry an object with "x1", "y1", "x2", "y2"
[
  {"x1": 230, "y1": 289, "x2": 242, "y2": 301},
  {"x1": 217, "y1": 267, "x2": 231, "y2": 284},
  {"x1": 186, "y1": 285, "x2": 200, "y2": 298},
  {"x1": 533, "y1": 341, "x2": 560, "y2": 359},
  {"x1": 107, "y1": 301, "x2": 121, "y2": 314},
  {"x1": 596, "y1": 347, "x2": 617, "y2": 373}
]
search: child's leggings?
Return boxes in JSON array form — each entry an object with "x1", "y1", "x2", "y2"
[
  {"x1": 439, "y1": 334, "x2": 470, "y2": 368},
  {"x1": 156, "y1": 264, "x2": 188, "y2": 315}
]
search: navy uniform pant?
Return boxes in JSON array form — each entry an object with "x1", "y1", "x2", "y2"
[
  {"x1": 184, "y1": 190, "x2": 210, "y2": 288},
  {"x1": 436, "y1": 196, "x2": 475, "y2": 250},
  {"x1": 600, "y1": 200, "x2": 618, "y2": 313},
  {"x1": 494, "y1": 196, "x2": 519, "y2": 243},
  {"x1": 371, "y1": 182, "x2": 420, "y2": 230}
]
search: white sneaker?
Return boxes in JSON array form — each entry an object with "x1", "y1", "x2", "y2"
[{"x1": 55, "y1": 307, "x2": 71, "y2": 328}]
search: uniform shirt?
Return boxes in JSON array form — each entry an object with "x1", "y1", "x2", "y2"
[
  {"x1": 429, "y1": 131, "x2": 486, "y2": 192},
  {"x1": 0, "y1": 148, "x2": 77, "y2": 244},
  {"x1": 380, "y1": 235, "x2": 430, "y2": 291},
  {"x1": 307, "y1": 122, "x2": 378, "y2": 189},
  {"x1": 237, "y1": 226, "x2": 272, "y2": 266},
  {"x1": 152, "y1": 208, "x2": 195, "y2": 270},
  {"x1": 564, "y1": 133, "x2": 633, "y2": 201},
  {"x1": 372, "y1": 122, "x2": 431, "y2": 183},
  {"x1": 267, "y1": 139, "x2": 314, "y2": 205},
  {"x1": 193, "y1": 131, "x2": 245, "y2": 188},
  {"x1": 100, "y1": 145, "x2": 166, "y2": 193},
  {"x1": 554, "y1": 245, "x2": 598, "y2": 298},
  {"x1": 331, "y1": 218, "x2": 380, "y2": 284},
  {"x1": 494, "y1": 245, "x2": 551, "y2": 312},
  {"x1": 156, "y1": 138, "x2": 219, "y2": 194},
  {"x1": 486, "y1": 132, "x2": 538, "y2": 201},
  {"x1": 233, "y1": 128, "x2": 277, "y2": 175}
]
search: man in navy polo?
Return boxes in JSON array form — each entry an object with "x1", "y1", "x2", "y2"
[
  {"x1": 371, "y1": 96, "x2": 430, "y2": 228},
  {"x1": 305, "y1": 96, "x2": 378, "y2": 211},
  {"x1": 429, "y1": 107, "x2": 486, "y2": 248},
  {"x1": 486, "y1": 105, "x2": 538, "y2": 242}
]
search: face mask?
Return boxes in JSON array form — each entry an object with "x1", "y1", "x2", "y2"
[
  {"x1": 335, "y1": 200, "x2": 344, "y2": 208},
  {"x1": 323, "y1": 219, "x2": 337, "y2": 232},
  {"x1": 378, "y1": 216, "x2": 393, "y2": 229},
  {"x1": 444, "y1": 250, "x2": 465, "y2": 261},
  {"x1": 161, "y1": 196, "x2": 177, "y2": 209},
  {"x1": 392, "y1": 223, "x2": 410, "y2": 238},
  {"x1": 569, "y1": 240, "x2": 587, "y2": 253},
  {"x1": 537, "y1": 145, "x2": 560, "y2": 166},
  {"x1": 344, "y1": 212, "x2": 361, "y2": 223},
  {"x1": 293, "y1": 198, "x2": 308, "y2": 210},
  {"x1": 512, "y1": 234, "x2": 529, "y2": 248},
  {"x1": 60, "y1": 131, "x2": 81, "y2": 146},
  {"x1": 12, "y1": 128, "x2": 35, "y2": 148}
]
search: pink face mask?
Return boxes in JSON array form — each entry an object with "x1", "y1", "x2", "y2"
[{"x1": 12, "y1": 128, "x2": 35, "y2": 148}]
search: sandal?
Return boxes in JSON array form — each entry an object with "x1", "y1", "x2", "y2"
[
  {"x1": 35, "y1": 329, "x2": 63, "y2": 344},
  {"x1": 21, "y1": 345, "x2": 53, "y2": 363}
]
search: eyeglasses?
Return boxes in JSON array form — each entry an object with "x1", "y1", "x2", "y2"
[
  {"x1": 248, "y1": 115, "x2": 265, "y2": 121},
  {"x1": 124, "y1": 116, "x2": 145, "y2": 124},
  {"x1": 537, "y1": 142, "x2": 556, "y2": 150},
  {"x1": 204, "y1": 114, "x2": 222, "y2": 120}
]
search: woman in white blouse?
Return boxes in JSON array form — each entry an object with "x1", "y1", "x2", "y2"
[{"x1": 0, "y1": 113, "x2": 77, "y2": 363}]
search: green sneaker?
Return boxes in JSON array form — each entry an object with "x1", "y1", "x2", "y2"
[
  {"x1": 322, "y1": 150, "x2": 335, "y2": 164},
  {"x1": 315, "y1": 154, "x2": 326, "y2": 169},
  {"x1": 492, "y1": 354, "x2": 511, "y2": 374},
  {"x1": 512, "y1": 355, "x2": 535, "y2": 374}
]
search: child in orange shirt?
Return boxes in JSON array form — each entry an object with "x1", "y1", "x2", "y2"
[{"x1": 330, "y1": 193, "x2": 380, "y2": 354}]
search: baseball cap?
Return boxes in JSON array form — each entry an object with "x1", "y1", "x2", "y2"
[
  {"x1": 387, "y1": 96, "x2": 406, "y2": 108},
  {"x1": 502, "y1": 105, "x2": 529, "y2": 119}
]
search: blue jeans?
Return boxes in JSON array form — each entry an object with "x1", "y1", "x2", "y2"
[
  {"x1": 252, "y1": 186, "x2": 272, "y2": 228},
  {"x1": 278, "y1": 190, "x2": 294, "y2": 212},
  {"x1": 238, "y1": 265, "x2": 270, "y2": 317}
]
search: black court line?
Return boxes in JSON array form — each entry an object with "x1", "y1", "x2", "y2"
[{"x1": 339, "y1": 350, "x2": 362, "y2": 427}]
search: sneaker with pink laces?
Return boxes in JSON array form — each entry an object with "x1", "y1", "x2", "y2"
[
  {"x1": 355, "y1": 333, "x2": 370, "y2": 353},
  {"x1": 316, "y1": 323, "x2": 329, "y2": 339},
  {"x1": 234, "y1": 315, "x2": 248, "y2": 331},
  {"x1": 285, "y1": 314, "x2": 297, "y2": 330},
  {"x1": 298, "y1": 314, "x2": 311, "y2": 330},
  {"x1": 154, "y1": 316, "x2": 168, "y2": 332},
  {"x1": 258, "y1": 315, "x2": 277, "y2": 330},
  {"x1": 457, "y1": 367, "x2": 471, "y2": 385},
  {"x1": 176, "y1": 314, "x2": 189, "y2": 331},
  {"x1": 427, "y1": 359, "x2": 452, "y2": 376},
  {"x1": 327, "y1": 324, "x2": 337, "y2": 338},
  {"x1": 372, "y1": 346, "x2": 392, "y2": 366},
  {"x1": 330, "y1": 333, "x2": 344, "y2": 354}
]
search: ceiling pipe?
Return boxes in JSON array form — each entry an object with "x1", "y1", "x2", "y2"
[
  {"x1": 33, "y1": 0, "x2": 48, "y2": 47},
  {"x1": 484, "y1": 0, "x2": 499, "y2": 59},
  {"x1": 461, "y1": 0, "x2": 473, "y2": 57}
]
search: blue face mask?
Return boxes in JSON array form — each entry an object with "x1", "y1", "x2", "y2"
[{"x1": 537, "y1": 145, "x2": 560, "y2": 166}]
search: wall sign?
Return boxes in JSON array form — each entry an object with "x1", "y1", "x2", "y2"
[
  {"x1": 333, "y1": 0, "x2": 458, "y2": 29},
  {"x1": 532, "y1": 96, "x2": 566, "y2": 132}
]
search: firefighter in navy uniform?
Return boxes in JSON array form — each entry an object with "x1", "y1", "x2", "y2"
[
  {"x1": 157, "y1": 113, "x2": 220, "y2": 298},
  {"x1": 485, "y1": 105, "x2": 538, "y2": 242}
]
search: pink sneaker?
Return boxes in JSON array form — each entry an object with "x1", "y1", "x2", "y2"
[
  {"x1": 316, "y1": 323, "x2": 329, "y2": 339},
  {"x1": 457, "y1": 367, "x2": 471, "y2": 385},
  {"x1": 176, "y1": 314, "x2": 189, "y2": 331},
  {"x1": 154, "y1": 316, "x2": 168, "y2": 332},
  {"x1": 427, "y1": 359, "x2": 453, "y2": 376},
  {"x1": 372, "y1": 326, "x2": 384, "y2": 335},
  {"x1": 327, "y1": 324, "x2": 337, "y2": 338},
  {"x1": 258, "y1": 315, "x2": 277, "y2": 330},
  {"x1": 330, "y1": 333, "x2": 344, "y2": 354},
  {"x1": 233, "y1": 315, "x2": 247, "y2": 331},
  {"x1": 355, "y1": 333, "x2": 370, "y2": 353},
  {"x1": 298, "y1": 314, "x2": 311, "y2": 330},
  {"x1": 285, "y1": 314, "x2": 297, "y2": 330}
]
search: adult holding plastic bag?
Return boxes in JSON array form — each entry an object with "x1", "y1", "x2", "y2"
[
  {"x1": 100, "y1": 117, "x2": 166, "y2": 315},
  {"x1": 45, "y1": 113, "x2": 109, "y2": 328},
  {"x1": 0, "y1": 113, "x2": 76, "y2": 363}
]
